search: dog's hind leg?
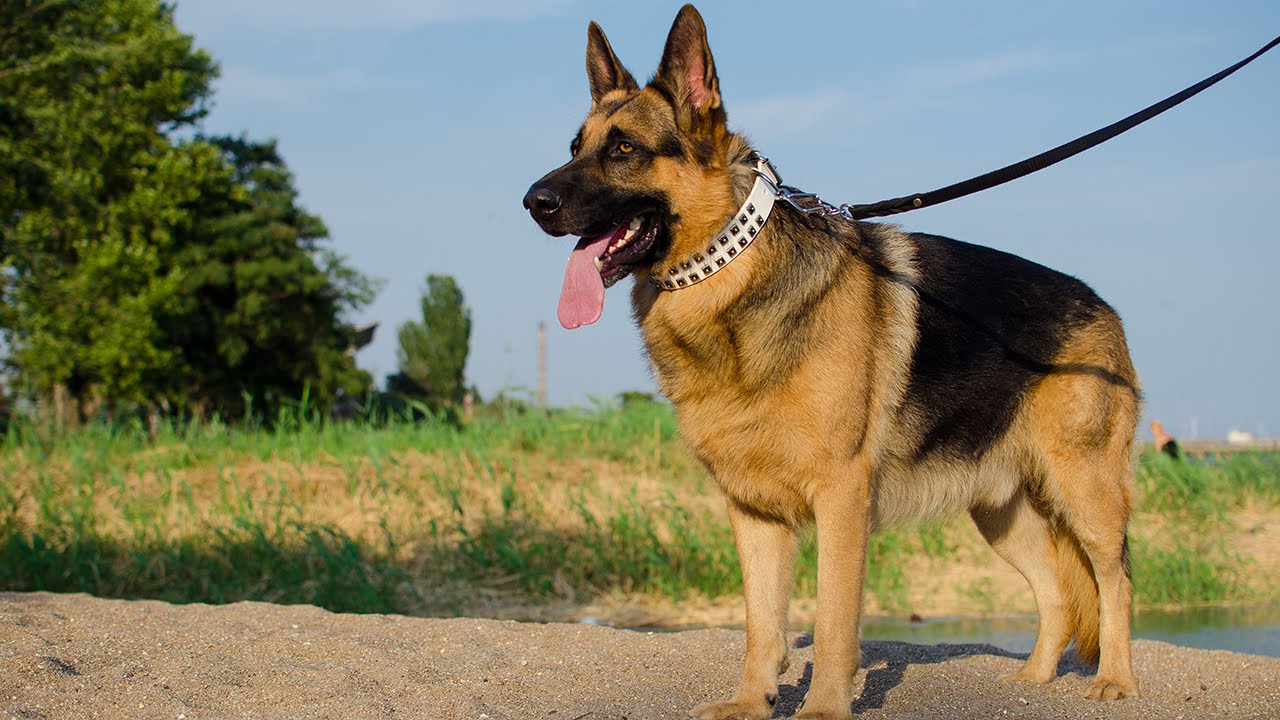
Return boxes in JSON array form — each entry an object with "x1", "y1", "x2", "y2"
[
  {"x1": 1047, "y1": 450, "x2": 1140, "y2": 700},
  {"x1": 1029, "y1": 356, "x2": 1140, "y2": 700},
  {"x1": 691, "y1": 500, "x2": 796, "y2": 720},
  {"x1": 970, "y1": 488, "x2": 1074, "y2": 684}
]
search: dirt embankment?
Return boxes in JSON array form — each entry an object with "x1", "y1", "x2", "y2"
[{"x1": 2, "y1": 592, "x2": 1277, "y2": 720}]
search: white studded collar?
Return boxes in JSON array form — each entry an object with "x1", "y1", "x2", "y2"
[{"x1": 649, "y1": 156, "x2": 781, "y2": 291}]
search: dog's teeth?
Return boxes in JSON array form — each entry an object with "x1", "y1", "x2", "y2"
[
  {"x1": 594, "y1": 257, "x2": 603, "y2": 271},
  {"x1": 621, "y1": 217, "x2": 643, "y2": 241}
]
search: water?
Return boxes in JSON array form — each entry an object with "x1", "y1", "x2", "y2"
[{"x1": 860, "y1": 605, "x2": 1280, "y2": 658}]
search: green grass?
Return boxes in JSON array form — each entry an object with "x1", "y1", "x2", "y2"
[
  {"x1": 1129, "y1": 535, "x2": 1245, "y2": 607},
  {"x1": 0, "y1": 454, "x2": 414, "y2": 614},
  {"x1": 1135, "y1": 450, "x2": 1280, "y2": 517},
  {"x1": 0, "y1": 400, "x2": 713, "y2": 615},
  {"x1": 1, "y1": 402, "x2": 1275, "y2": 618},
  {"x1": 1, "y1": 518, "x2": 412, "y2": 612},
  {"x1": 445, "y1": 485, "x2": 740, "y2": 602},
  {"x1": 1129, "y1": 449, "x2": 1277, "y2": 607}
]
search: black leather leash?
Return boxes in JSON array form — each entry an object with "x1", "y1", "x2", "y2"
[{"x1": 841, "y1": 34, "x2": 1280, "y2": 220}]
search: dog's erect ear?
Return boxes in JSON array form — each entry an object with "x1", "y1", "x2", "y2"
[
  {"x1": 654, "y1": 4, "x2": 722, "y2": 118},
  {"x1": 586, "y1": 22, "x2": 638, "y2": 104}
]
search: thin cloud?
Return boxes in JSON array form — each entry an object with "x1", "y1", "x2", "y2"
[
  {"x1": 900, "y1": 49, "x2": 1054, "y2": 91},
  {"x1": 177, "y1": 0, "x2": 572, "y2": 34},
  {"x1": 212, "y1": 63, "x2": 403, "y2": 105},
  {"x1": 729, "y1": 50, "x2": 1066, "y2": 138},
  {"x1": 899, "y1": 30, "x2": 1220, "y2": 94},
  {"x1": 732, "y1": 90, "x2": 851, "y2": 135}
]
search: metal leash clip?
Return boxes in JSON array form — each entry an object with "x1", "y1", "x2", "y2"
[{"x1": 750, "y1": 153, "x2": 865, "y2": 222}]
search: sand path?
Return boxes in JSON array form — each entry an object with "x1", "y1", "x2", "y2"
[{"x1": 2, "y1": 592, "x2": 1276, "y2": 719}]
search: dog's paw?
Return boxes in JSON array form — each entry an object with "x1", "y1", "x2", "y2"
[
  {"x1": 1083, "y1": 675, "x2": 1139, "y2": 701},
  {"x1": 688, "y1": 698, "x2": 772, "y2": 720},
  {"x1": 794, "y1": 706, "x2": 853, "y2": 720}
]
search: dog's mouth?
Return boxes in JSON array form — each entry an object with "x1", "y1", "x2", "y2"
[{"x1": 558, "y1": 213, "x2": 661, "y2": 329}]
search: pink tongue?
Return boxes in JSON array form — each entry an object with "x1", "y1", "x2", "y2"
[{"x1": 557, "y1": 231, "x2": 616, "y2": 329}]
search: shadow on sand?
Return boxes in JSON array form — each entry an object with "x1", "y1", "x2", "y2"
[{"x1": 771, "y1": 636, "x2": 1092, "y2": 717}]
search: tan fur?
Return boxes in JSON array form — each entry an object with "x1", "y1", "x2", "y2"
[{"x1": 530, "y1": 6, "x2": 1140, "y2": 717}]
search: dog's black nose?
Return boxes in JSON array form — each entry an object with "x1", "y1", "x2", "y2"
[{"x1": 523, "y1": 185, "x2": 561, "y2": 218}]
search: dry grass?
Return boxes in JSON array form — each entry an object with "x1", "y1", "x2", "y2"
[{"x1": 1, "y1": 405, "x2": 1275, "y2": 625}]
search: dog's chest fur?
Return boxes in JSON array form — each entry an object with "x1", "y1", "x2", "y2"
[{"x1": 630, "y1": 221, "x2": 921, "y2": 524}]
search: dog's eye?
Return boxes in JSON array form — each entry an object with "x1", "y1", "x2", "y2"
[
  {"x1": 569, "y1": 138, "x2": 581, "y2": 156},
  {"x1": 616, "y1": 141, "x2": 635, "y2": 155}
]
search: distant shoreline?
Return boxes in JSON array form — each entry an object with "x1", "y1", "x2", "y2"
[{"x1": 1162, "y1": 439, "x2": 1280, "y2": 453}]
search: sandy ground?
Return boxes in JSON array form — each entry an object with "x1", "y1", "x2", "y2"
[{"x1": 2, "y1": 592, "x2": 1277, "y2": 720}]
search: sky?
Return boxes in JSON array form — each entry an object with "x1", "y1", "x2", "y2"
[{"x1": 170, "y1": 1, "x2": 1280, "y2": 441}]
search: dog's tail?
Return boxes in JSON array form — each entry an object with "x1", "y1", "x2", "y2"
[{"x1": 1055, "y1": 526, "x2": 1101, "y2": 664}]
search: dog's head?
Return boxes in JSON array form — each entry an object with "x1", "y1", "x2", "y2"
[{"x1": 523, "y1": 4, "x2": 748, "y2": 329}]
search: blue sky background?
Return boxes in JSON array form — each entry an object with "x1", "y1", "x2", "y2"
[{"x1": 171, "y1": 1, "x2": 1279, "y2": 441}]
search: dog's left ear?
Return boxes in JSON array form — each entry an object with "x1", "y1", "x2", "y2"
[{"x1": 654, "y1": 4, "x2": 723, "y2": 125}]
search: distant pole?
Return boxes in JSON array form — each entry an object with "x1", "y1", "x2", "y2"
[
  {"x1": 537, "y1": 322, "x2": 547, "y2": 407},
  {"x1": 503, "y1": 339, "x2": 512, "y2": 387}
]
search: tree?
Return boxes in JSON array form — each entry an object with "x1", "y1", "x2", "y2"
[
  {"x1": 0, "y1": 0, "x2": 378, "y2": 422},
  {"x1": 0, "y1": 0, "x2": 219, "y2": 419},
  {"x1": 390, "y1": 275, "x2": 471, "y2": 409},
  {"x1": 163, "y1": 136, "x2": 379, "y2": 419}
]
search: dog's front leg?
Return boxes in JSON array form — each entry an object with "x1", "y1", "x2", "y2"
[
  {"x1": 691, "y1": 499, "x2": 796, "y2": 720},
  {"x1": 798, "y1": 466, "x2": 872, "y2": 720}
]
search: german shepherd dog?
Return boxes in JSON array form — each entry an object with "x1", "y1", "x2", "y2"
[{"x1": 523, "y1": 5, "x2": 1140, "y2": 718}]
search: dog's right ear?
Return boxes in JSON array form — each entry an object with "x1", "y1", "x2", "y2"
[{"x1": 586, "y1": 22, "x2": 638, "y2": 104}]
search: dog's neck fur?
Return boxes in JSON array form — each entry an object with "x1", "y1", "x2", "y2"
[
  {"x1": 645, "y1": 136, "x2": 758, "y2": 271},
  {"x1": 647, "y1": 152, "x2": 779, "y2": 290},
  {"x1": 629, "y1": 141, "x2": 862, "y2": 405}
]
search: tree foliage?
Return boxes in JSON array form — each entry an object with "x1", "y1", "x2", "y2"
[
  {"x1": 164, "y1": 136, "x2": 379, "y2": 418},
  {"x1": 391, "y1": 275, "x2": 471, "y2": 409},
  {"x1": 0, "y1": 0, "x2": 377, "y2": 421}
]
